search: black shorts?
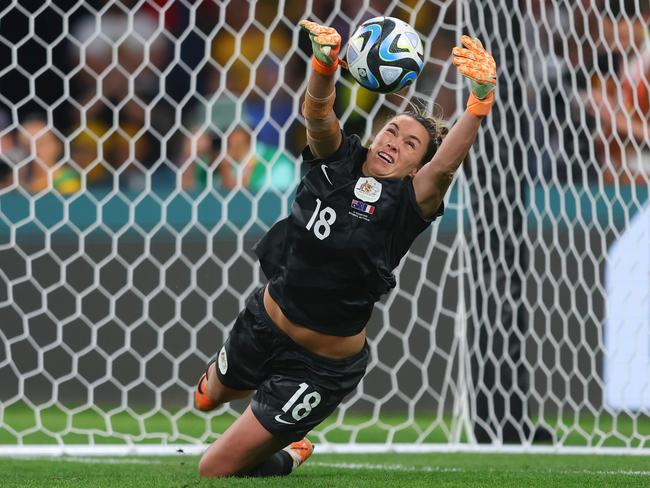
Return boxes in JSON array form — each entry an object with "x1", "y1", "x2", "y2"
[{"x1": 215, "y1": 286, "x2": 369, "y2": 442}]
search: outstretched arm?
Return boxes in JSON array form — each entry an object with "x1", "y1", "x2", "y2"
[
  {"x1": 412, "y1": 35, "x2": 497, "y2": 217},
  {"x1": 299, "y1": 20, "x2": 343, "y2": 159}
]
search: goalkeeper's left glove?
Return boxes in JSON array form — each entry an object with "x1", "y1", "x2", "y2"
[
  {"x1": 299, "y1": 20, "x2": 344, "y2": 76},
  {"x1": 452, "y1": 35, "x2": 497, "y2": 117}
]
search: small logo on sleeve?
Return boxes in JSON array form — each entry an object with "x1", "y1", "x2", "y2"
[
  {"x1": 351, "y1": 199, "x2": 375, "y2": 215},
  {"x1": 218, "y1": 346, "x2": 228, "y2": 375}
]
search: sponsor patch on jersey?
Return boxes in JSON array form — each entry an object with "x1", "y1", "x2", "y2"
[
  {"x1": 218, "y1": 346, "x2": 228, "y2": 375},
  {"x1": 351, "y1": 199, "x2": 375, "y2": 215},
  {"x1": 354, "y1": 177, "x2": 382, "y2": 203}
]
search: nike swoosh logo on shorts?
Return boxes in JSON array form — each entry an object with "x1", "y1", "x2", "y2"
[
  {"x1": 321, "y1": 164, "x2": 333, "y2": 185},
  {"x1": 275, "y1": 414, "x2": 295, "y2": 425}
]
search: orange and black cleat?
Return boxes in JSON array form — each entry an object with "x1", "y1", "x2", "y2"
[
  {"x1": 283, "y1": 438, "x2": 314, "y2": 471},
  {"x1": 194, "y1": 363, "x2": 217, "y2": 412}
]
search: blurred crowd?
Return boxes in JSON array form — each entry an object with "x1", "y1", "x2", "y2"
[
  {"x1": 526, "y1": 0, "x2": 650, "y2": 184},
  {"x1": 0, "y1": 0, "x2": 648, "y2": 196}
]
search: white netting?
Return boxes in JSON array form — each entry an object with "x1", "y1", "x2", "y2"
[{"x1": 0, "y1": 0, "x2": 648, "y2": 453}]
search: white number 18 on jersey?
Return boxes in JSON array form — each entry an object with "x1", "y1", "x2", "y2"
[{"x1": 305, "y1": 198, "x2": 337, "y2": 240}]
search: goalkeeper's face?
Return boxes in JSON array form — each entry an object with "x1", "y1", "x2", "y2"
[{"x1": 365, "y1": 115, "x2": 429, "y2": 180}]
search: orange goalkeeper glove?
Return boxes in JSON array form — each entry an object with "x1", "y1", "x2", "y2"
[
  {"x1": 452, "y1": 35, "x2": 497, "y2": 117},
  {"x1": 299, "y1": 20, "x2": 345, "y2": 76}
]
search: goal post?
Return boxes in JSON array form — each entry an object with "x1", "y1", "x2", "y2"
[{"x1": 1, "y1": 0, "x2": 650, "y2": 456}]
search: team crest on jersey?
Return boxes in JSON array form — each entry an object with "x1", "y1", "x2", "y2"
[
  {"x1": 218, "y1": 346, "x2": 228, "y2": 375},
  {"x1": 354, "y1": 177, "x2": 382, "y2": 203}
]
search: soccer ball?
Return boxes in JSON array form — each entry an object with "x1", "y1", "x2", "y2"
[{"x1": 345, "y1": 16, "x2": 424, "y2": 94}]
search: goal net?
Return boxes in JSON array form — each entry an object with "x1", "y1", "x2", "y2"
[{"x1": 1, "y1": 0, "x2": 649, "y2": 455}]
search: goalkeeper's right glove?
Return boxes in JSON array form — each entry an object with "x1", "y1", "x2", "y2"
[
  {"x1": 452, "y1": 35, "x2": 497, "y2": 117},
  {"x1": 299, "y1": 20, "x2": 344, "y2": 76}
]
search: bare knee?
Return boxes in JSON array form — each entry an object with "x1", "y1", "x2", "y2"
[
  {"x1": 198, "y1": 456, "x2": 237, "y2": 478},
  {"x1": 198, "y1": 445, "x2": 253, "y2": 478}
]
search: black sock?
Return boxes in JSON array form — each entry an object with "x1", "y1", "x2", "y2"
[{"x1": 243, "y1": 450, "x2": 294, "y2": 477}]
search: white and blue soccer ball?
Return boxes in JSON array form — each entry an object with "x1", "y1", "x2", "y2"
[{"x1": 346, "y1": 16, "x2": 424, "y2": 94}]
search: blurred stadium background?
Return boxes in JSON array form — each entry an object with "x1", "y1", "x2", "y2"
[{"x1": 0, "y1": 0, "x2": 649, "y2": 455}]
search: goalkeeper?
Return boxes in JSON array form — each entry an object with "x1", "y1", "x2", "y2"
[{"x1": 194, "y1": 20, "x2": 496, "y2": 478}]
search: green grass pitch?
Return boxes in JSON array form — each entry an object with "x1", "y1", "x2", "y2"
[
  {"x1": 3, "y1": 402, "x2": 650, "y2": 447},
  {"x1": 2, "y1": 452, "x2": 650, "y2": 487},
  {"x1": 3, "y1": 404, "x2": 650, "y2": 486}
]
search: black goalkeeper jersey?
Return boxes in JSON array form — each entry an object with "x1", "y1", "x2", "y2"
[{"x1": 254, "y1": 131, "x2": 444, "y2": 336}]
